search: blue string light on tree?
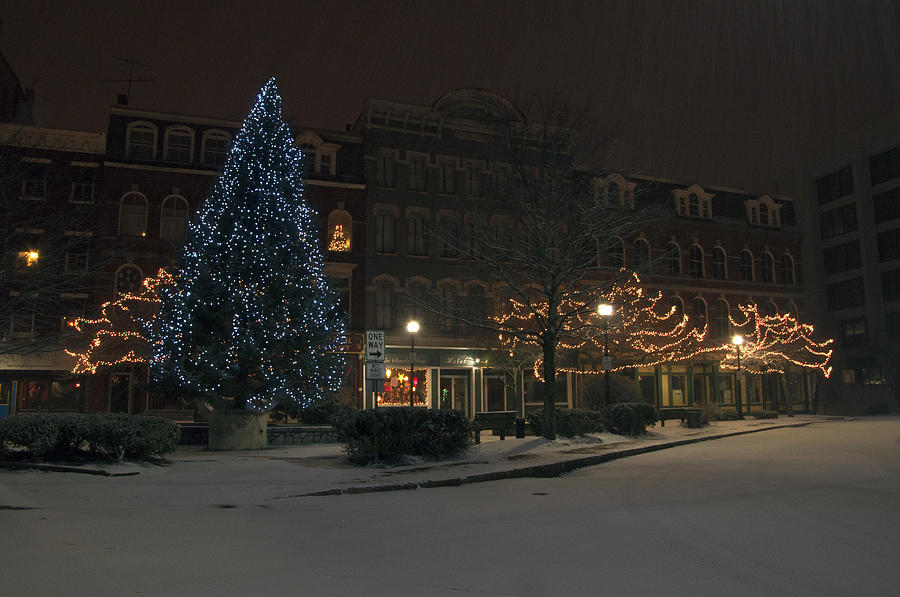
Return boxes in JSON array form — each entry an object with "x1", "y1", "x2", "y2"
[{"x1": 150, "y1": 78, "x2": 346, "y2": 412}]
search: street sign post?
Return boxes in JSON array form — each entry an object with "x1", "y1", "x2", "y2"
[
  {"x1": 365, "y1": 330, "x2": 385, "y2": 362},
  {"x1": 365, "y1": 362, "x2": 386, "y2": 380}
]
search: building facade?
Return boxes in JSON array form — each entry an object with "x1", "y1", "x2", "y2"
[{"x1": 351, "y1": 89, "x2": 812, "y2": 418}]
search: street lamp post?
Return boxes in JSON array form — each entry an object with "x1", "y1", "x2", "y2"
[
  {"x1": 407, "y1": 320, "x2": 420, "y2": 407},
  {"x1": 732, "y1": 334, "x2": 744, "y2": 419},
  {"x1": 598, "y1": 303, "x2": 614, "y2": 406}
]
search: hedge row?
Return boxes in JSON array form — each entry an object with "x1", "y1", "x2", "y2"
[
  {"x1": 0, "y1": 413, "x2": 181, "y2": 461},
  {"x1": 335, "y1": 407, "x2": 471, "y2": 464},
  {"x1": 529, "y1": 403, "x2": 658, "y2": 437},
  {"x1": 527, "y1": 408, "x2": 605, "y2": 437}
]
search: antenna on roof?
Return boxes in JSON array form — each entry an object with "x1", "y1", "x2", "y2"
[{"x1": 100, "y1": 56, "x2": 152, "y2": 104}]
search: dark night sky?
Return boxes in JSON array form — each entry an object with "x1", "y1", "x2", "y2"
[{"x1": 3, "y1": 0, "x2": 899, "y2": 194}]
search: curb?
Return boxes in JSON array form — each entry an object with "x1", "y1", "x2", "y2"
[
  {"x1": 0, "y1": 461, "x2": 140, "y2": 477},
  {"x1": 280, "y1": 421, "x2": 815, "y2": 498}
]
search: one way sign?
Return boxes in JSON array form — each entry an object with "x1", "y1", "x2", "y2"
[{"x1": 365, "y1": 330, "x2": 385, "y2": 362}]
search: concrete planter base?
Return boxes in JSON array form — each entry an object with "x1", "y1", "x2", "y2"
[{"x1": 208, "y1": 410, "x2": 268, "y2": 451}]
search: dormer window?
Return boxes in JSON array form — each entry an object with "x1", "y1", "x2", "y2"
[
  {"x1": 164, "y1": 126, "x2": 194, "y2": 162},
  {"x1": 595, "y1": 174, "x2": 635, "y2": 208},
  {"x1": 747, "y1": 195, "x2": 782, "y2": 227},
  {"x1": 673, "y1": 185, "x2": 713, "y2": 219},
  {"x1": 126, "y1": 122, "x2": 157, "y2": 160},
  {"x1": 296, "y1": 132, "x2": 340, "y2": 176},
  {"x1": 201, "y1": 129, "x2": 231, "y2": 167}
]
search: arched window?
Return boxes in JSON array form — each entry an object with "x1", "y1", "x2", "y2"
[
  {"x1": 164, "y1": 126, "x2": 194, "y2": 162},
  {"x1": 761, "y1": 252, "x2": 775, "y2": 282},
  {"x1": 665, "y1": 243, "x2": 681, "y2": 275},
  {"x1": 712, "y1": 247, "x2": 727, "y2": 280},
  {"x1": 740, "y1": 250, "x2": 754, "y2": 281},
  {"x1": 713, "y1": 299, "x2": 730, "y2": 337},
  {"x1": 688, "y1": 245, "x2": 704, "y2": 278},
  {"x1": 688, "y1": 193, "x2": 700, "y2": 217},
  {"x1": 327, "y1": 209, "x2": 352, "y2": 253},
  {"x1": 765, "y1": 301, "x2": 778, "y2": 316},
  {"x1": 608, "y1": 237, "x2": 625, "y2": 269},
  {"x1": 632, "y1": 239, "x2": 651, "y2": 273},
  {"x1": 201, "y1": 129, "x2": 231, "y2": 167},
  {"x1": 115, "y1": 264, "x2": 144, "y2": 293},
  {"x1": 126, "y1": 122, "x2": 157, "y2": 160},
  {"x1": 672, "y1": 296, "x2": 685, "y2": 318},
  {"x1": 160, "y1": 195, "x2": 189, "y2": 245},
  {"x1": 118, "y1": 192, "x2": 148, "y2": 237},
  {"x1": 781, "y1": 254, "x2": 796, "y2": 284},
  {"x1": 693, "y1": 297, "x2": 707, "y2": 330}
]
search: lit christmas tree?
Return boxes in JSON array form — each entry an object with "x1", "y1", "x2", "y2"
[
  {"x1": 718, "y1": 303, "x2": 833, "y2": 377},
  {"x1": 495, "y1": 273, "x2": 713, "y2": 379},
  {"x1": 150, "y1": 78, "x2": 346, "y2": 411},
  {"x1": 66, "y1": 268, "x2": 174, "y2": 374}
]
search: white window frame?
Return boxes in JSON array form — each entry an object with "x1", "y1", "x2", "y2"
[
  {"x1": 118, "y1": 192, "x2": 149, "y2": 237},
  {"x1": 160, "y1": 195, "x2": 189, "y2": 244},
  {"x1": 163, "y1": 125, "x2": 195, "y2": 163},
  {"x1": 201, "y1": 129, "x2": 231, "y2": 167},
  {"x1": 126, "y1": 121, "x2": 158, "y2": 160},
  {"x1": 673, "y1": 185, "x2": 714, "y2": 219}
]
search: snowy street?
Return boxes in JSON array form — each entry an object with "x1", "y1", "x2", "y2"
[{"x1": 2, "y1": 417, "x2": 898, "y2": 596}]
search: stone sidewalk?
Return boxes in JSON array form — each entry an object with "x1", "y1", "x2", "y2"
[{"x1": 2, "y1": 415, "x2": 848, "y2": 496}]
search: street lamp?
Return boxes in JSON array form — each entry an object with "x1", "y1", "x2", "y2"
[
  {"x1": 598, "y1": 303, "x2": 614, "y2": 406},
  {"x1": 407, "y1": 320, "x2": 420, "y2": 407},
  {"x1": 732, "y1": 334, "x2": 744, "y2": 419}
]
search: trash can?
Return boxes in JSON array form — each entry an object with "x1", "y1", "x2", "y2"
[
  {"x1": 514, "y1": 417, "x2": 526, "y2": 438},
  {"x1": 685, "y1": 409, "x2": 702, "y2": 428}
]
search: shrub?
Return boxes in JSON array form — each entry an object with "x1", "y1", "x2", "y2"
[
  {"x1": 600, "y1": 402, "x2": 658, "y2": 435},
  {"x1": 748, "y1": 409, "x2": 779, "y2": 419},
  {"x1": 700, "y1": 401, "x2": 724, "y2": 424},
  {"x1": 335, "y1": 407, "x2": 471, "y2": 464},
  {"x1": 720, "y1": 408, "x2": 740, "y2": 421},
  {"x1": 527, "y1": 408, "x2": 605, "y2": 437},
  {"x1": 0, "y1": 413, "x2": 180, "y2": 462},
  {"x1": 301, "y1": 394, "x2": 356, "y2": 425}
]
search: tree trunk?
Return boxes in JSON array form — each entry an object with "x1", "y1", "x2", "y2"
[
  {"x1": 779, "y1": 374, "x2": 795, "y2": 417},
  {"x1": 542, "y1": 335, "x2": 557, "y2": 440}
]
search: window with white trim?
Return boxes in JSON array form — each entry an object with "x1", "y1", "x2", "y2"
[
  {"x1": 673, "y1": 185, "x2": 713, "y2": 219},
  {"x1": 781, "y1": 254, "x2": 796, "y2": 284},
  {"x1": 126, "y1": 122, "x2": 157, "y2": 160},
  {"x1": 712, "y1": 247, "x2": 727, "y2": 280},
  {"x1": 164, "y1": 126, "x2": 194, "y2": 162},
  {"x1": 746, "y1": 195, "x2": 782, "y2": 227},
  {"x1": 761, "y1": 252, "x2": 775, "y2": 282},
  {"x1": 687, "y1": 245, "x2": 704, "y2": 278},
  {"x1": 327, "y1": 209, "x2": 352, "y2": 253},
  {"x1": 160, "y1": 195, "x2": 189, "y2": 245},
  {"x1": 70, "y1": 166, "x2": 96, "y2": 203},
  {"x1": 376, "y1": 153, "x2": 395, "y2": 187},
  {"x1": 739, "y1": 250, "x2": 754, "y2": 281},
  {"x1": 713, "y1": 299, "x2": 730, "y2": 337},
  {"x1": 407, "y1": 213, "x2": 427, "y2": 256},
  {"x1": 632, "y1": 239, "x2": 651, "y2": 273},
  {"x1": 118, "y1": 192, "x2": 148, "y2": 237},
  {"x1": 693, "y1": 297, "x2": 707, "y2": 330},
  {"x1": 201, "y1": 129, "x2": 230, "y2": 167},
  {"x1": 665, "y1": 243, "x2": 681, "y2": 275}
]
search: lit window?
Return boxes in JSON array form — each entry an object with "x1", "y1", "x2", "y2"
[{"x1": 327, "y1": 209, "x2": 352, "y2": 253}]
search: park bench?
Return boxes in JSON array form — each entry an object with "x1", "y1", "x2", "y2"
[
  {"x1": 657, "y1": 407, "x2": 702, "y2": 428},
  {"x1": 472, "y1": 411, "x2": 518, "y2": 442}
]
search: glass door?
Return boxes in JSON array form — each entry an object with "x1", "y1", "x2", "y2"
[{"x1": 439, "y1": 375, "x2": 469, "y2": 416}]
